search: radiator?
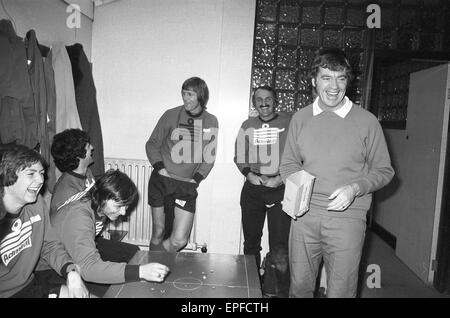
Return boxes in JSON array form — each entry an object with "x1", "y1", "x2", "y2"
[
  {"x1": 104, "y1": 158, "x2": 205, "y2": 252},
  {"x1": 104, "y1": 158, "x2": 152, "y2": 247}
]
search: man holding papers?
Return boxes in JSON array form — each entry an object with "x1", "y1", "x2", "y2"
[{"x1": 280, "y1": 48, "x2": 394, "y2": 298}]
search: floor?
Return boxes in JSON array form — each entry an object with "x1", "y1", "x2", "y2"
[{"x1": 357, "y1": 230, "x2": 450, "y2": 298}]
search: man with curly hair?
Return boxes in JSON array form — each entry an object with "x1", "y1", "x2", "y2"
[
  {"x1": 50, "y1": 129, "x2": 95, "y2": 216},
  {"x1": 50, "y1": 129, "x2": 140, "y2": 297}
]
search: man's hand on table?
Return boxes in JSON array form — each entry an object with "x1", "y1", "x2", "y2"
[{"x1": 139, "y1": 263, "x2": 170, "y2": 282}]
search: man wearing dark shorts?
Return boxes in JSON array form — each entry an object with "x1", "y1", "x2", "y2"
[{"x1": 146, "y1": 77, "x2": 218, "y2": 252}]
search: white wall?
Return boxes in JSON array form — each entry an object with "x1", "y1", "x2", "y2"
[
  {"x1": 0, "y1": 0, "x2": 92, "y2": 59},
  {"x1": 92, "y1": 0, "x2": 256, "y2": 254}
]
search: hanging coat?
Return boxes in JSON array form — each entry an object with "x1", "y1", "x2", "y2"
[
  {"x1": 51, "y1": 42, "x2": 82, "y2": 134},
  {"x1": 66, "y1": 43, "x2": 105, "y2": 177},
  {"x1": 25, "y1": 30, "x2": 50, "y2": 162},
  {"x1": 43, "y1": 48, "x2": 57, "y2": 192},
  {"x1": 0, "y1": 19, "x2": 38, "y2": 148}
]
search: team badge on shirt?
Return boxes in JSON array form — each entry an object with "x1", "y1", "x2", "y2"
[
  {"x1": 0, "y1": 215, "x2": 41, "y2": 266},
  {"x1": 176, "y1": 118, "x2": 202, "y2": 142},
  {"x1": 95, "y1": 221, "x2": 105, "y2": 236},
  {"x1": 253, "y1": 124, "x2": 285, "y2": 146}
]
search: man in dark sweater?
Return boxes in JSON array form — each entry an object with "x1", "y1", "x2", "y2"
[
  {"x1": 234, "y1": 85, "x2": 292, "y2": 297},
  {"x1": 280, "y1": 48, "x2": 394, "y2": 298},
  {"x1": 0, "y1": 144, "x2": 88, "y2": 298},
  {"x1": 51, "y1": 170, "x2": 169, "y2": 297},
  {"x1": 146, "y1": 77, "x2": 218, "y2": 252},
  {"x1": 50, "y1": 129, "x2": 95, "y2": 216},
  {"x1": 50, "y1": 129, "x2": 141, "y2": 297}
]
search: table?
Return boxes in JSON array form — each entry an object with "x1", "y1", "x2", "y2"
[{"x1": 103, "y1": 251, "x2": 262, "y2": 298}]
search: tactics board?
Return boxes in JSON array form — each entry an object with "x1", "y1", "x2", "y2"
[{"x1": 104, "y1": 250, "x2": 262, "y2": 298}]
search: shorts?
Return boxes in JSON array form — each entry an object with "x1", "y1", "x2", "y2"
[{"x1": 148, "y1": 170, "x2": 198, "y2": 213}]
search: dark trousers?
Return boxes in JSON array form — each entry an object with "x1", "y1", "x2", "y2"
[
  {"x1": 240, "y1": 181, "x2": 291, "y2": 297},
  {"x1": 11, "y1": 269, "x2": 66, "y2": 298},
  {"x1": 85, "y1": 237, "x2": 140, "y2": 297}
]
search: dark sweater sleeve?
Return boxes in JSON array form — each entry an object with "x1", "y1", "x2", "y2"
[
  {"x1": 60, "y1": 207, "x2": 129, "y2": 284},
  {"x1": 234, "y1": 121, "x2": 251, "y2": 177},
  {"x1": 152, "y1": 161, "x2": 165, "y2": 172},
  {"x1": 193, "y1": 115, "x2": 219, "y2": 182},
  {"x1": 146, "y1": 111, "x2": 169, "y2": 167},
  {"x1": 124, "y1": 265, "x2": 140, "y2": 281}
]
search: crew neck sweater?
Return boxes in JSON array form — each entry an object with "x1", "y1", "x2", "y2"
[
  {"x1": 146, "y1": 105, "x2": 218, "y2": 183},
  {"x1": 280, "y1": 102, "x2": 394, "y2": 220}
]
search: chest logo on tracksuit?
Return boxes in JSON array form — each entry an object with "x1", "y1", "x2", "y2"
[
  {"x1": 176, "y1": 118, "x2": 202, "y2": 142},
  {"x1": 170, "y1": 118, "x2": 217, "y2": 164},
  {"x1": 253, "y1": 124, "x2": 285, "y2": 146},
  {"x1": 0, "y1": 215, "x2": 41, "y2": 266},
  {"x1": 95, "y1": 220, "x2": 105, "y2": 237}
]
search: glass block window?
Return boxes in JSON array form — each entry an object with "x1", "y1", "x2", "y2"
[
  {"x1": 251, "y1": 0, "x2": 450, "y2": 124},
  {"x1": 250, "y1": 0, "x2": 367, "y2": 114},
  {"x1": 371, "y1": 60, "x2": 444, "y2": 129},
  {"x1": 373, "y1": 1, "x2": 450, "y2": 53},
  {"x1": 370, "y1": 0, "x2": 450, "y2": 129}
]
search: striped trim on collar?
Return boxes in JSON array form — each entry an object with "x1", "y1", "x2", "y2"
[{"x1": 56, "y1": 181, "x2": 95, "y2": 212}]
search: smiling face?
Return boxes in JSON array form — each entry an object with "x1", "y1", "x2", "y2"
[
  {"x1": 254, "y1": 88, "x2": 276, "y2": 121},
  {"x1": 101, "y1": 200, "x2": 127, "y2": 221},
  {"x1": 4, "y1": 162, "x2": 45, "y2": 214},
  {"x1": 312, "y1": 67, "x2": 348, "y2": 111},
  {"x1": 182, "y1": 88, "x2": 202, "y2": 115}
]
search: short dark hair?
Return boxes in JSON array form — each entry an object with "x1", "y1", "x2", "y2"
[
  {"x1": 182, "y1": 77, "x2": 209, "y2": 109},
  {"x1": 88, "y1": 169, "x2": 138, "y2": 214},
  {"x1": 252, "y1": 85, "x2": 277, "y2": 106},
  {"x1": 310, "y1": 48, "x2": 354, "y2": 83},
  {"x1": 51, "y1": 129, "x2": 90, "y2": 172},
  {"x1": 0, "y1": 144, "x2": 46, "y2": 188}
]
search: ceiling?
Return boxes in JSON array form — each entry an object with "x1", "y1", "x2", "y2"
[{"x1": 92, "y1": 0, "x2": 120, "y2": 6}]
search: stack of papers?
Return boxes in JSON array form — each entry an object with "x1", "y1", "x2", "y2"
[{"x1": 282, "y1": 170, "x2": 315, "y2": 219}]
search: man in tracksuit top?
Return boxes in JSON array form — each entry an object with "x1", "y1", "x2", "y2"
[
  {"x1": 51, "y1": 169, "x2": 169, "y2": 296},
  {"x1": 234, "y1": 85, "x2": 292, "y2": 298},
  {"x1": 49, "y1": 129, "x2": 139, "y2": 296},
  {"x1": 0, "y1": 144, "x2": 88, "y2": 298},
  {"x1": 49, "y1": 128, "x2": 96, "y2": 216},
  {"x1": 280, "y1": 48, "x2": 394, "y2": 297},
  {"x1": 146, "y1": 77, "x2": 218, "y2": 252}
]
